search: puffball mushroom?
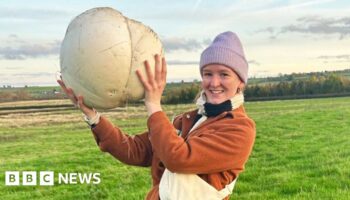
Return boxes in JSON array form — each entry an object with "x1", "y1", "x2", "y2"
[{"x1": 60, "y1": 7, "x2": 163, "y2": 109}]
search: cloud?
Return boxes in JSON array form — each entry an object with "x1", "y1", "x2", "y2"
[
  {"x1": 0, "y1": 34, "x2": 210, "y2": 60},
  {"x1": 167, "y1": 59, "x2": 261, "y2": 66},
  {"x1": 167, "y1": 60, "x2": 199, "y2": 65},
  {"x1": 317, "y1": 55, "x2": 350, "y2": 59},
  {"x1": 257, "y1": 16, "x2": 350, "y2": 39},
  {"x1": 10, "y1": 72, "x2": 54, "y2": 77},
  {"x1": 252, "y1": 0, "x2": 336, "y2": 13},
  {"x1": 248, "y1": 60, "x2": 261, "y2": 66},
  {"x1": 0, "y1": 7, "x2": 72, "y2": 21},
  {"x1": 0, "y1": 72, "x2": 56, "y2": 87},
  {"x1": 162, "y1": 37, "x2": 210, "y2": 52},
  {"x1": 317, "y1": 54, "x2": 350, "y2": 63},
  {"x1": 281, "y1": 16, "x2": 350, "y2": 39},
  {"x1": 0, "y1": 35, "x2": 60, "y2": 60},
  {"x1": 5, "y1": 66, "x2": 24, "y2": 70}
]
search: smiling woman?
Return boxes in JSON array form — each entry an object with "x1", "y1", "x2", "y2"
[
  {"x1": 201, "y1": 64, "x2": 244, "y2": 104},
  {"x1": 58, "y1": 30, "x2": 256, "y2": 200}
]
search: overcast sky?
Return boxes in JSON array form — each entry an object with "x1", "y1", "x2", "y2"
[{"x1": 1, "y1": 0, "x2": 350, "y2": 86}]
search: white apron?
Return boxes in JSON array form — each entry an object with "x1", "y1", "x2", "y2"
[{"x1": 159, "y1": 168, "x2": 237, "y2": 200}]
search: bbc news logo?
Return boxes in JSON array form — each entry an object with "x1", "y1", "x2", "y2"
[{"x1": 5, "y1": 171, "x2": 101, "y2": 186}]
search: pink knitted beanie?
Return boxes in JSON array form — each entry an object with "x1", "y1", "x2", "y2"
[{"x1": 200, "y1": 31, "x2": 249, "y2": 83}]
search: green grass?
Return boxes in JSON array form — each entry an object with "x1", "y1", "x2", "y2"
[
  {"x1": 1, "y1": 97, "x2": 350, "y2": 199},
  {"x1": 231, "y1": 97, "x2": 350, "y2": 200}
]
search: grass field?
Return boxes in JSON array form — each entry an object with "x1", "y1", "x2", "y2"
[{"x1": 0, "y1": 97, "x2": 349, "y2": 199}]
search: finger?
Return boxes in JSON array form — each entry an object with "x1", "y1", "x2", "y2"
[
  {"x1": 57, "y1": 80, "x2": 73, "y2": 98},
  {"x1": 66, "y1": 88, "x2": 78, "y2": 104},
  {"x1": 57, "y1": 79, "x2": 67, "y2": 90},
  {"x1": 154, "y1": 54, "x2": 162, "y2": 83},
  {"x1": 161, "y1": 57, "x2": 167, "y2": 83},
  {"x1": 58, "y1": 81, "x2": 78, "y2": 106},
  {"x1": 136, "y1": 69, "x2": 152, "y2": 91},
  {"x1": 77, "y1": 95, "x2": 84, "y2": 109},
  {"x1": 77, "y1": 95, "x2": 94, "y2": 117},
  {"x1": 77, "y1": 95, "x2": 90, "y2": 112},
  {"x1": 144, "y1": 60, "x2": 155, "y2": 86}
]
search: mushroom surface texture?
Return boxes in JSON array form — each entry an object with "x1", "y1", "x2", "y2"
[{"x1": 60, "y1": 7, "x2": 163, "y2": 109}]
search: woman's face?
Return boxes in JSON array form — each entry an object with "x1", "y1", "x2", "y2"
[{"x1": 201, "y1": 64, "x2": 244, "y2": 104}]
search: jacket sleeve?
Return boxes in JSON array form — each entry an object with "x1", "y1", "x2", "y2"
[
  {"x1": 91, "y1": 116, "x2": 153, "y2": 167},
  {"x1": 147, "y1": 111, "x2": 255, "y2": 174}
]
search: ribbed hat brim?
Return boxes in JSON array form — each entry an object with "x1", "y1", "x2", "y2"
[{"x1": 200, "y1": 46, "x2": 248, "y2": 83}]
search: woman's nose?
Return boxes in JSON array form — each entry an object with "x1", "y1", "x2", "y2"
[{"x1": 209, "y1": 75, "x2": 221, "y2": 87}]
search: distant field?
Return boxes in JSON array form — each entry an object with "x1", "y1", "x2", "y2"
[
  {"x1": 248, "y1": 69, "x2": 350, "y2": 85},
  {"x1": 0, "y1": 86, "x2": 61, "y2": 97},
  {"x1": 0, "y1": 97, "x2": 349, "y2": 199}
]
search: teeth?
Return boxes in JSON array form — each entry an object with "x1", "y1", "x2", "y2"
[{"x1": 211, "y1": 90, "x2": 223, "y2": 94}]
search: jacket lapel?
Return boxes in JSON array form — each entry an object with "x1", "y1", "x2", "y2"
[
  {"x1": 192, "y1": 111, "x2": 229, "y2": 132},
  {"x1": 179, "y1": 107, "x2": 239, "y2": 139},
  {"x1": 180, "y1": 110, "x2": 199, "y2": 139}
]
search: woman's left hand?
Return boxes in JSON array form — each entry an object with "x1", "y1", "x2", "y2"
[{"x1": 136, "y1": 54, "x2": 167, "y2": 116}]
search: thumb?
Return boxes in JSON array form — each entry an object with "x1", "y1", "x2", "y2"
[{"x1": 77, "y1": 95, "x2": 95, "y2": 117}]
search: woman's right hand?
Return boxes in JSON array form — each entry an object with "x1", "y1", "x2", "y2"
[{"x1": 57, "y1": 78, "x2": 96, "y2": 119}]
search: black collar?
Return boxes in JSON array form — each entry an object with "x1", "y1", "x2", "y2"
[{"x1": 204, "y1": 100, "x2": 232, "y2": 117}]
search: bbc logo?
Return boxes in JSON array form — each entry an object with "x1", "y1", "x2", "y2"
[{"x1": 5, "y1": 171, "x2": 54, "y2": 186}]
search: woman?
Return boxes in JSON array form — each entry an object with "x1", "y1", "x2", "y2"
[{"x1": 58, "y1": 31, "x2": 255, "y2": 200}]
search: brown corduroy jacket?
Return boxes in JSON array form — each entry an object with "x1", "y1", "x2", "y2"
[{"x1": 91, "y1": 105, "x2": 255, "y2": 200}]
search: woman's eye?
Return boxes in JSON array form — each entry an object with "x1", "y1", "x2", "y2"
[
  {"x1": 203, "y1": 73, "x2": 212, "y2": 76},
  {"x1": 220, "y1": 73, "x2": 229, "y2": 77}
]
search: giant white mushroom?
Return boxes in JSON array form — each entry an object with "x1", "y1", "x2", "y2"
[{"x1": 60, "y1": 7, "x2": 163, "y2": 109}]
